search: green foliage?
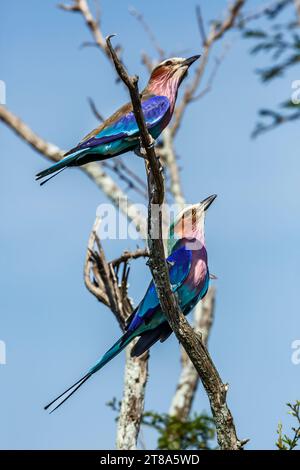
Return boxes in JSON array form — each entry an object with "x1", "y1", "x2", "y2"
[
  {"x1": 276, "y1": 401, "x2": 300, "y2": 450},
  {"x1": 240, "y1": 1, "x2": 300, "y2": 136},
  {"x1": 107, "y1": 397, "x2": 215, "y2": 450},
  {"x1": 243, "y1": 27, "x2": 300, "y2": 82},
  {"x1": 261, "y1": 0, "x2": 293, "y2": 19},
  {"x1": 243, "y1": 30, "x2": 268, "y2": 39},
  {"x1": 251, "y1": 101, "x2": 300, "y2": 138},
  {"x1": 142, "y1": 411, "x2": 215, "y2": 450}
]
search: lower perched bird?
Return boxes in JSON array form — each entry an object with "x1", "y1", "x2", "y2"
[
  {"x1": 45, "y1": 194, "x2": 216, "y2": 413},
  {"x1": 36, "y1": 55, "x2": 200, "y2": 185}
]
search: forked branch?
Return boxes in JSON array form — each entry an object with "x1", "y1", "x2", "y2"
[{"x1": 106, "y1": 34, "x2": 246, "y2": 450}]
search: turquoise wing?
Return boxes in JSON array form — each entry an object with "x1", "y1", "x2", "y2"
[
  {"x1": 126, "y1": 245, "x2": 192, "y2": 333},
  {"x1": 70, "y1": 95, "x2": 170, "y2": 153}
]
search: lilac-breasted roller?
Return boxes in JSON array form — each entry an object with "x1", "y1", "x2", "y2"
[
  {"x1": 35, "y1": 55, "x2": 200, "y2": 185},
  {"x1": 44, "y1": 194, "x2": 216, "y2": 413}
]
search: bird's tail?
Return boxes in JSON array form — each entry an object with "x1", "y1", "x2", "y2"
[
  {"x1": 35, "y1": 150, "x2": 83, "y2": 186},
  {"x1": 44, "y1": 332, "x2": 134, "y2": 413}
]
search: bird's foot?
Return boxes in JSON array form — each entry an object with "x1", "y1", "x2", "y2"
[
  {"x1": 167, "y1": 260, "x2": 175, "y2": 268},
  {"x1": 148, "y1": 139, "x2": 156, "y2": 149},
  {"x1": 209, "y1": 273, "x2": 218, "y2": 280},
  {"x1": 134, "y1": 137, "x2": 157, "y2": 159},
  {"x1": 134, "y1": 146, "x2": 147, "y2": 159}
]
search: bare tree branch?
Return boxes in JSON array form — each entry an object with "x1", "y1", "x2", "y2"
[
  {"x1": 101, "y1": 160, "x2": 148, "y2": 199},
  {"x1": 251, "y1": 107, "x2": 300, "y2": 138},
  {"x1": 2, "y1": 0, "x2": 152, "y2": 437},
  {"x1": 0, "y1": 99, "x2": 148, "y2": 448},
  {"x1": 106, "y1": 35, "x2": 165, "y2": 203},
  {"x1": 129, "y1": 6, "x2": 165, "y2": 59},
  {"x1": 84, "y1": 218, "x2": 110, "y2": 306},
  {"x1": 294, "y1": 0, "x2": 300, "y2": 22},
  {"x1": 84, "y1": 216, "x2": 148, "y2": 448},
  {"x1": 116, "y1": 347, "x2": 149, "y2": 449},
  {"x1": 141, "y1": 51, "x2": 155, "y2": 73},
  {"x1": 169, "y1": 287, "x2": 216, "y2": 420},
  {"x1": 87, "y1": 96, "x2": 104, "y2": 122},
  {"x1": 1, "y1": 0, "x2": 249, "y2": 449},
  {"x1": 0, "y1": 105, "x2": 147, "y2": 239},
  {"x1": 191, "y1": 43, "x2": 231, "y2": 101},
  {"x1": 160, "y1": 129, "x2": 185, "y2": 206},
  {"x1": 84, "y1": 217, "x2": 132, "y2": 327},
  {"x1": 111, "y1": 247, "x2": 149, "y2": 269},
  {"x1": 107, "y1": 35, "x2": 246, "y2": 450},
  {"x1": 59, "y1": 0, "x2": 112, "y2": 60},
  {"x1": 239, "y1": 0, "x2": 292, "y2": 24},
  {"x1": 171, "y1": 0, "x2": 245, "y2": 137},
  {"x1": 196, "y1": 4, "x2": 207, "y2": 46}
]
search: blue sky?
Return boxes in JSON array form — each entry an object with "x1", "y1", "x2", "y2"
[{"x1": 1, "y1": 0, "x2": 299, "y2": 450}]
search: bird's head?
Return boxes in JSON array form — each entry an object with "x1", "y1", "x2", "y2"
[
  {"x1": 168, "y1": 194, "x2": 217, "y2": 253},
  {"x1": 146, "y1": 55, "x2": 200, "y2": 104}
]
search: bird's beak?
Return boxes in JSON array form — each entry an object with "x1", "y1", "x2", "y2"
[
  {"x1": 182, "y1": 55, "x2": 201, "y2": 67},
  {"x1": 201, "y1": 194, "x2": 217, "y2": 211}
]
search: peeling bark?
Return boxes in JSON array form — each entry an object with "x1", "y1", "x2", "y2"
[{"x1": 116, "y1": 344, "x2": 149, "y2": 450}]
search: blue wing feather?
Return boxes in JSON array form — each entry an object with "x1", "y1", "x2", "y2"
[
  {"x1": 75, "y1": 96, "x2": 170, "y2": 152},
  {"x1": 127, "y1": 246, "x2": 192, "y2": 332}
]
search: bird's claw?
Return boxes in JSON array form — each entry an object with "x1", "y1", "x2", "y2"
[
  {"x1": 134, "y1": 144, "x2": 147, "y2": 159},
  {"x1": 167, "y1": 260, "x2": 175, "y2": 267},
  {"x1": 134, "y1": 137, "x2": 157, "y2": 159}
]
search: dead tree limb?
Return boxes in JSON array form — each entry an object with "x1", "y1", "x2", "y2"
[
  {"x1": 59, "y1": 0, "x2": 112, "y2": 61},
  {"x1": 169, "y1": 287, "x2": 216, "y2": 420},
  {"x1": 0, "y1": 100, "x2": 148, "y2": 449},
  {"x1": 0, "y1": 105, "x2": 147, "y2": 238},
  {"x1": 84, "y1": 216, "x2": 148, "y2": 448},
  {"x1": 171, "y1": 0, "x2": 245, "y2": 137},
  {"x1": 107, "y1": 35, "x2": 246, "y2": 450}
]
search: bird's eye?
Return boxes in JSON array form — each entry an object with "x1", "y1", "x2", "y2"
[{"x1": 164, "y1": 60, "x2": 172, "y2": 66}]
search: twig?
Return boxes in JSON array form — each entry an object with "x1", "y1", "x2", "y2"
[
  {"x1": 276, "y1": 401, "x2": 300, "y2": 450},
  {"x1": 191, "y1": 43, "x2": 231, "y2": 101},
  {"x1": 294, "y1": 0, "x2": 300, "y2": 23},
  {"x1": 141, "y1": 51, "x2": 155, "y2": 73},
  {"x1": 160, "y1": 129, "x2": 185, "y2": 206},
  {"x1": 0, "y1": 1, "x2": 150, "y2": 450},
  {"x1": 107, "y1": 34, "x2": 245, "y2": 450},
  {"x1": 196, "y1": 5, "x2": 207, "y2": 46},
  {"x1": 87, "y1": 97, "x2": 104, "y2": 121},
  {"x1": 117, "y1": 160, "x2": 148, "y2": 192},
  {"x1": 84, "y1": 217, "x2": 131, "y2": 328},
  {"x1": 101, "y1": 161, "x2": 148, "y2": 199},
  {"x1": 129, "y1": 6, "x2": 165, "y2": 59},
  {"x1": 0, "y1": 105, "x2": 147, "y2": 239},
  {"x1": 111, "y1": 248, "x2": 149, "y2": 269},
  {"x1": 59, "y1": 0, "x2": 112, "y2": 61},
  {"x1": 171, "y1": 0, "x2": 245, "y2": 137},
  {"x1": 84, "y1": 218, "x2": 109, "y2": 306},
  {"x1": 251, "y1": 107, "x2": 300, "y2": 138},
  {"x1": 239, "y1": 0, "x2": 292, "y2": 24},
  {"x1": 106, "y1": 35, "x2": 164, "y2": 203},
  {"x1": 84, "y1": 216, "x2": 148, "y2": 447}
]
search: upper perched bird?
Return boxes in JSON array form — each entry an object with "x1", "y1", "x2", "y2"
[
  {"x1": 35, "y1": 55, "x2": 200, "y2": 185},
  {"x1": 44, "y1": 194, "x2": 216, "y2": 412}
]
